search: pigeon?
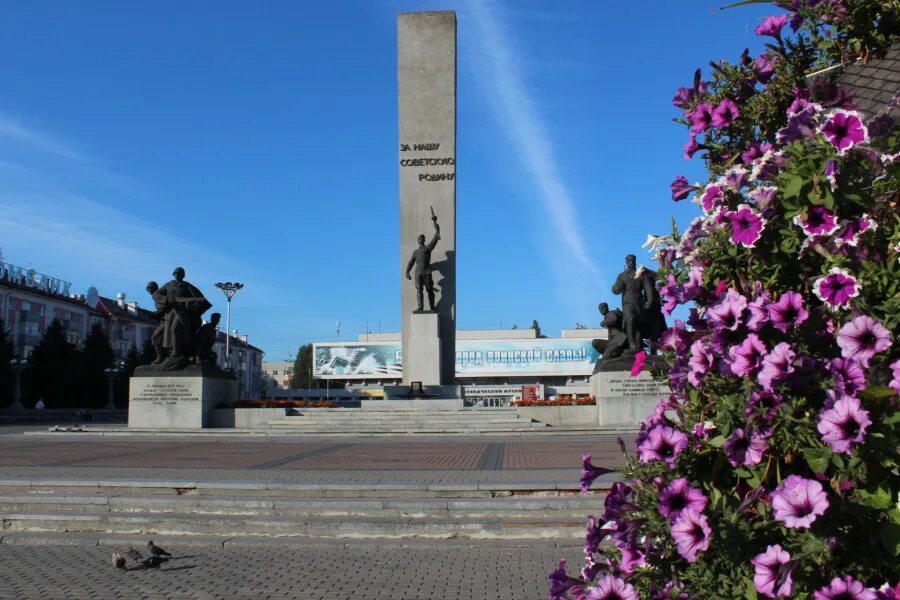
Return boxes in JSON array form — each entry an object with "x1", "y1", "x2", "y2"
[
  {"x1": 124, "y1": 547, "x2": 143, "y2": 561},
  {"x1": 146, "y1": 540, "x2": 172, "y2": 558},
  {"x1": 111, "y1": 553, "x2": 127, "y2": 570},
  {"x1": 142, "y1": 556, "x2": 162, "y2": 569}
]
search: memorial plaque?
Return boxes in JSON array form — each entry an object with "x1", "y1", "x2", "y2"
[
  {"x1": 399, "y1": 11, "x2": 456, "y2": 385},
  {"x1": 597, "y1": 371, "x2": 670, "y2": 398},
  {"x1": 128, "y1": 376, "x2": 238, "y2": 429},
  {"x1": 591, "y1": 370, "x2": 670, "y2": 427}
]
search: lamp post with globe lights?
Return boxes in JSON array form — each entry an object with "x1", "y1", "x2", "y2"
[
  {"x1": 9, "y1": 359, "x2": 27, "y2": 411},
  {"x1": 214, "y1": 281, "x2": 243, "y2": 368},
  {"x1": 103, "y1": 360, "x2": 124, "y2": 410}
]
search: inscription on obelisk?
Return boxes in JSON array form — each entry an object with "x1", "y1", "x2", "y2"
[{"x1": 398, "y1": 11, "x2": 456, "y2": 386}]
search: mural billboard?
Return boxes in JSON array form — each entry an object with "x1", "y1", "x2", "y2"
[{"x1": 313, "y1": 338, "x2": 600, "y2": 379}]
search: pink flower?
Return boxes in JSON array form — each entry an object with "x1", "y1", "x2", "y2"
[
  {"x1": 814, "y1": 576, "x2": 878, "y2": 600},
  {"x1": 584, "y1": 575, "x2": 640, "y2": 600},
  {"x1": 794, "y1": 206, "x2": 840, "y2": 237},
  {"x1": 637, "y1": 425, "x2": 688, "y2": 467},
  {"x1": 630, "y1": 351, "x2": 647, "y2": 376},
  {"x1": 671, "y1": 175, "x2": 699, "y2": 201},
  {"x1": 771, "y1": 475, "x2": 829, "y2": 529},
  {"x1": 729, "y1": 334, "x2": 767, "y2": 378},
  {"x1": 690, "y1": 103, "x2": 714, "y2": 133},
  {"x1": 749, "y1": 186, "x2": 778, "y2": 210},
  {"x1": 890, "y1": 359, "x2": 900, "y2": 395},
  {"x1": 712, "y1": 98, "x2": 740, "y2": 128},
  {"x1": 817, "y1": 396, "x2": 872, "y2": 454},
  {"x1": 755, "y1": 14, "x2": 788, "y2": 40},
  {"x1": 699, "y1": 184, "x2": 724, "y2": 212},
  {"x1": 658, "y1": 478, "x2": 708, "y2": 521},
  {"x1": 820, "y1": 110, "x2": 869, "y2": 154},
  {"x1": 670, "y1": 509, "x2": 711, "y2": 562},
  {"x1": 751, "y1": 544, "x2": 794, "y2": 598},
  {"x1": 836, "y1": 315, "x2": 892, "y2": 368},
  {"x1": 730, "y1": 206, "x2": 765, "y2": 247},
  {"x1": 767, "y1": 291, "x2": 808, "y2": 333},
  {"x1": 814, "y1": 268, "x2": 860, "y2": 309},
  {"x1": 724, "y1": 428, "x2": 768, "y2": 467},
  {"x1": 758, "y1": 342, "x2": 796, "y2": 391}
]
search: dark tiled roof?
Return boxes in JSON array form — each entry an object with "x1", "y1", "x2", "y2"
[
  {"x1": 95, "y1": 296, "x2": 159, "y2": 322},
  {"x1": 809, "y1": 43, "x2": 900, "y2": 119}
]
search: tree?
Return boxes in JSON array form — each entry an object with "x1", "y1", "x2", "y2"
[
  {"x1": 25, "y1": 319, "x2": 78, "y2": 408},
  {"x1": 77, "y1": 322, "x2": 115, "y2": 408},
  {"x1": 290, "y1": 343, "x2": 314, "y2": 389},
  {"x1": 0, "y1": 319, "x2": 14, "y2": 408},
  {"x1": 139, "y1": 337, "x2": 155, "y2": 366}
]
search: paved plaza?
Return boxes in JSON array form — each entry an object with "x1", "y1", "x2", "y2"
[{"x1": 0, "y1": 426, "x2": 628, "y2": 599}]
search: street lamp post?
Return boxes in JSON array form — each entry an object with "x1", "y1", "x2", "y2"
[
  {"x1": 9, "y1": 359, "x2": 27, "y2": 411},
  {"x1": 214, "y1": 281, "x2": 244, "y2": 369},
  {"x1": 103, "y1": 361, "x2": 124, "y2": 410}
]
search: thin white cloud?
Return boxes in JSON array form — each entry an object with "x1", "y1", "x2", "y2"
[
  {"x1": 461, "y1": 0, "x2": 599, "y2": 278},
  {"x1": 0, "y1": 114, "x2": 87, "y2": 162}
]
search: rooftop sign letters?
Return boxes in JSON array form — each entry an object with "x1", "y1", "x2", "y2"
[{"x1": 0, "y1": 262, "x2": 73, "y2": 296}]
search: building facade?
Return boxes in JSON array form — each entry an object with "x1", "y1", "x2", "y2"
[
  {"x1": 262, "y1": 361, "x2": 293, "y2": 391},
  {"x1": 302, "y1": 327, "x2": 608, "y2": 406}
]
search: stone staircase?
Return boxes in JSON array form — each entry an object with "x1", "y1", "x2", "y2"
[
  {"x1": 0, "y1": 478, "x2": 605, "y2": 542},
  {"x1": 263, "y1": 407, "x2": 552, "y2": 435}
]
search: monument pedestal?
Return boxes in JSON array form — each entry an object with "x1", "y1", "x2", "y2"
[
  {"x1": 405, "y1": 312, "x2": 442, "y2": 386},
  {"x1": 128, "y1": 372, "x2": 238, "y2": 429},
  {"x1": 590, "y1": 370, "x2": 670, "y2": 427}
]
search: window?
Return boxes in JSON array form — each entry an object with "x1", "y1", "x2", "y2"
[
  {"x1": 21, "y1": 301, "x2": 31, "y2": 311},
  {"x1": 24, "y1": 322, "x2": 39, "y2": 336}
]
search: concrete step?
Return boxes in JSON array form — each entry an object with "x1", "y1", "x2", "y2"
[
  {"x1": 264, "y1": 422, "x2": 548, "y2": 431},
  {"x1": 0, "y1": 493, "x2": 599, "y2": 519},
  {"x1": 0, "y1": 510, "x2": 586, "y2": 539},
  {"x1": 27, "y1": 427, "x2": 614, "y2": 438}
]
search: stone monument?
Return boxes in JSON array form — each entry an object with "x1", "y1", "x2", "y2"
[
  {"x1": 382, "y1": 10, "x2": 460, "y2": 407},
  {"x1": 590, "y1": 255, "x2": 670, "y2": 425},
  {"x1": 129, "y1": 267, "x2": 238, "y2": 429}
]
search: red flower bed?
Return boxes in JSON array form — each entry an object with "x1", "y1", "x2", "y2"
[{"x1": 512, "y1": 396, "x2": 595, "y2": 407}]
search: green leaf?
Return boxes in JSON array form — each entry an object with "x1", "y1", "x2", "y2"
[
  {"x1": 879, "y1": 521, "x2": 900, "y2": 556},
  {"x1": 857, "y1": 485, "x2": 893, "y2": 509},
  {"x1": 717, "y1": 0, "x2": 770, "y2": 9},
  {"x1": 803, "y1": 447, "x2": 832, "y2": 473},
  {"x1": 708, "y1": 435, "x2": 726, "y2": 449},
  {"x1": 744, "y1": 578, "x2": 759, "y2": 600},
  {"x1": 782, "y1": 175, "x2": 804, "y2": 199}
]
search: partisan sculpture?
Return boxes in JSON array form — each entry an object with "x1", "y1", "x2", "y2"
[
  {"x1": 137, "y1": 267, "x2": 220, "y2": 372},
  {"x1": 405, "y1": 208, "x2": 441, "y2": 312},
  {"x1": 593, "y1": 253, "x2": 668, "y2": 372}
]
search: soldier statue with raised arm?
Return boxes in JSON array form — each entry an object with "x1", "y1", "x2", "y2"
[{"x1": 405, "y1": 209, "x2": 441, "y2": 313}]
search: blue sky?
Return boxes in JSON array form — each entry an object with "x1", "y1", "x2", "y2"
[{"x1": 0, "y1": 0, "x2": 778, "y2": 361}]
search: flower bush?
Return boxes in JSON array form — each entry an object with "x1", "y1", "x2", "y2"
[
  {"x1": 234, "y1": 399, "x2": 337, "y2": 408},
  {"x1": 513, "y1": 395, "x2": 596, "y2": 406},
  {"x1": 553, "y1": 2, "x2": 899, "y2": 599}
]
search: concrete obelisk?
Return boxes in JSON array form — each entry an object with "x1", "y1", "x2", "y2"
[{"x1": 398, "y1": 11, "x2": 457, "y2": 388}]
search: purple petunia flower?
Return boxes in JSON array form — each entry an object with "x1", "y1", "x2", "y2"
[
  {"x1": 767, "y1": 291, "x2": 809, "y2": 333},
  {"x1": 755, "y1": 14, "x2": 788, "y2": 40},
  {"x1": 672, "y1": 86, "x2": 694, "y2": 108},
  {"x1": 580, "y1": 453, "x2": 611, "y2": 492},
  {"x1": 825, "y1": 158, "x2": 841, "y2": 189},
  {"x1": 794, "y1": 206, "x2": 840, "y2": 237},
  {"x1": 712, "y1": 98, "x2": 741, "y2": 128},
  {"x1": 758, "y1": 342, "x2": 796, "y2": 391},
  {"x1": 751, "y1": 544, "x2": 794, "y2": 598},
  {"x1": 690, "y1": 103, "x2": 714, "y2": 133},
  {"x1": 601, "y1": 481, "x2": 637, "y2": 523},
  {"x1": 817, "y1": 396, "x2": 872, "y2": 454},
  {"x1": 683, "y1": 132, "x2": 701, "y2": 160},
  {"x1": 748, "y1": 186, "x2": 778, "y2": 209},
  {"x1": 890, "y1": 359, "x2": 900, "y2": 395},
  {"x1": 687, "y1": 340, "x2": 716, "y2": 387},
  {"x1": 584, "y1": 515, "x2": 611, "y2": 557},
  {"x1": 584, "y1": 575, "x2": 640, "y2": 600},
  {"x1": 754, "y1": 53, "x2": 775, "y2": 84},
  {"x1": 722, "y1": 166, "x2": 749, "y2": 192},
  {"x1": 820, "y1": 110, "x2": 869, "y2": 154},
  {"x1": 729, "y1": 334, "x2": 768, "y2": 378},
  {"x1": 658, "y1": 478, "x2": 707, "y2": 521},
  {"x1": 814, "y1": 268, "x2": 860, "y2": 309},
  {"x1": 836, "y1": 214, "x2": 877, "y2": 247},
  {"x1": 729, "y1": 205, "x2": 766, "y2": 248},
  {"x1": 637, "y1": 425, "x2": 688, "y2": 467},
  {"x1": 837, "y1": 315, "x2": 892, "y2": 367},
  {"x1": 548, "y1": 558, "x2": 585, "y2": 600},
  {"x1": 670, "y1": 175, "x2": 699, "y2": 201},
  {"x1": 698, "y1": 184, "x2": 723, "y2": 213},
  {"x1": 771, "y1": 475, "x2": 829, "y2": 529},
  {"x1": 747, "y1": 292, "x2": 771, "y2": 332},
  {"x1": 814, "y1": 576, "x2": 878, "y2": 600},
  {"x1": 670, "y1": 509, "x2": 711, "y2": 563},
  {"x1": 746, "y1": 389, "x2": 784, "y2": 421},
  {"x1": 724, "y1": 428, "x2": 768, "y2": 467},
  {"x1": 707, "y1": 289, "x2": 748, "y2": 331},
  {"x1": 777, "y1": 105, "x2": 820, "y2": 143},
  {"x1": 831, "y1": 358, "x2": 867, "y2": 397},
  {"x1": 742, "y1": 141, "x2": 773, "y2": 165}
]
